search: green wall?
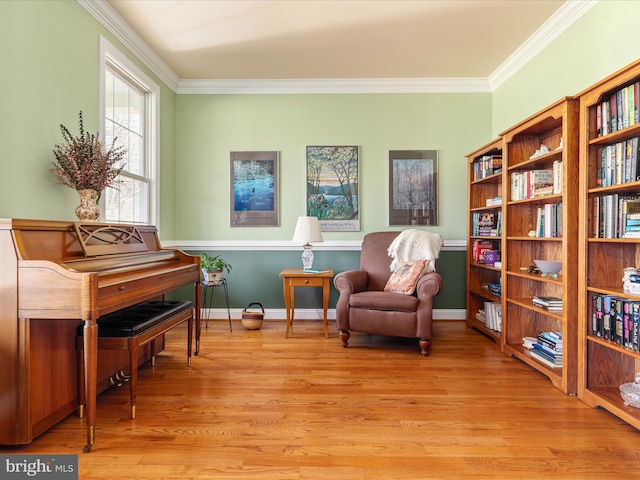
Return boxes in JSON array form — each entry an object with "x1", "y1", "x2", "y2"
[
  {"x1": 492, "y1": 1, "x2": 640, "y2": 136},
  {"x1": 174, "y1": 92, "x2": 485, "y2": 311},
  {"x1": 0, "y1": 1, "x2": 178, "y2": 239},
  {"x1": 178, "y1": 249, "x2": 465, "y2": 311},
  {"x1": 175, "y1": 93, "x2": 492, "y2": 241}
]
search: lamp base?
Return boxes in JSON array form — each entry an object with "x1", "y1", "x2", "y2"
[{"x1": 301, "y1": 244, "x2": 314, "y2": 270}]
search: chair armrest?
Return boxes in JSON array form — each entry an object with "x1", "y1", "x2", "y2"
[
  {"x1": 415, "y1": 272, "x2": 442, "y2": 340},
  {"x1": 333, "y1": 270, "x2": 369, "y2": 332},
  {"x1": 333, "y1": 270, "x2": 369, "y2": 295},
  {"x1": 416, "y1": 272, "x2": 443, "y2": 300}
]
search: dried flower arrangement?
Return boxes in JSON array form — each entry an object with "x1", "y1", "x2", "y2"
[{"x1": 49, "y1": 111, "x2": 126, "y2": 193}]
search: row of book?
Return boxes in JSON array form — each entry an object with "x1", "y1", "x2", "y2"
[
  {"x1": 596, "y1": 81, "x2": 640, "y2": 137},
  {"x1": 592, "y1": 194, "x2": 640, "y2": 238},
  {"x1": 476, "y1": 301, "x2": 502, "y2": 332},
  {"x1": 471, "y1": 211, "x2": 502, "y2": 236},
  {"x1": 591, "y1": 294, "x2": 640, "y2": 351},
  {"x1": 510, "y1": 161, "x2": 563, "y2": 201},
  {"x1": 596, "y1": 137, "x2": 640, "y2": 187},
  {"x1": 472, "y1": 155, "x2": 502, "y2": 181},
  {"x1": 532, "y1": 295, "x2": 563, "y2": 311},
  {"x1": 471, "y1": 239, "x2": 496, "y2": 264},
  {"x1": 529, "y1": 331, "x2": 563, "y2": 368},
  {"x1": 533, "y1": 202, "x2": 563, "y2": 238}
]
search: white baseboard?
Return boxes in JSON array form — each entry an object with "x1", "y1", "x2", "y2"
[{"x1": 200, "y1": 308, "x2": 466, "y2": 321}]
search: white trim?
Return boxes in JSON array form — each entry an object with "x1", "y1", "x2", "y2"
[
  {"x1": 79, "y1": 0, "x2": 180, "y2": 92},
  {"x1": 163, "y1": 239, "x2": 466, "y2": 252},
  {"x1": 100, "y1": 36, "x2": 161, "y2": 228},
  {"x1": 202, "y1": 308, "x2": 466, "y2": 321},
  {"x1": 489, "y1": 0, "x2": 598, "y2": 89},
  {"x1": 177, "y1": 77, "x2": 491, "y2": 95}
]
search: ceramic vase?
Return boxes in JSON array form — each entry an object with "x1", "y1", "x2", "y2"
[{"x1": 75, "y1": 189, "x2": 101, "y2": 221}]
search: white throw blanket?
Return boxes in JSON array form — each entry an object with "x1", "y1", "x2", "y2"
[{"x1": 387, "y1": 229, "x2": 444, "y2": 272}]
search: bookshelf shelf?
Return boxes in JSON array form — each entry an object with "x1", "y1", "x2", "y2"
[
  {"x1": 466, "y1": 138, "x2": 504, "y2": 343},
  {"x1": 503, "y1": 342, "x2": 564, "y2": 387},
  {"x1": 501, "y1": 97, "x2": 579, "y2": 395},
  {"x1": 578, "y1": 59, "x2": 640, "y2": 430}
]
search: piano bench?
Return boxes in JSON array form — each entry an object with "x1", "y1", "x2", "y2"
[{"x1": 78, "y1": 300, "x2": 194, "y2": 419}]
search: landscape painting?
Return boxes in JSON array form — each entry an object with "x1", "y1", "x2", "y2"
[
  {"x1": 306, "y1": 146, "x2": 359, "y2": 232},
  {"x1": 230, "y1": 151, "x2": 279, "y2": 227},
  {"x1": 388, "y1": 150, "x2": 438, "y2": 226}
]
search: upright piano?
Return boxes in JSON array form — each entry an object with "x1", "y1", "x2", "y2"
[{"x1": 0, "y1": 219, "x2": 201, "y2": 451}]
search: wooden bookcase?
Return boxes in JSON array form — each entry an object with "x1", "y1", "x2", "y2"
[
  {"x1": 500, "y1": 97, "x2": 579, "y2": 395},
  {"x1": 577, "y1": 59, "x2": 640, "y2": 429},
  {"x1": 466, "y1": 138, "x2": 504, "y2": 344}
]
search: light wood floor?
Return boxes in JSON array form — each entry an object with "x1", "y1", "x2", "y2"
[{"x1": 5, "y1": 319, "x2": 640, "y2": 479}]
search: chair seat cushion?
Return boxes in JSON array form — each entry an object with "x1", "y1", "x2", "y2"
[{"x1": 349, "y1": 290, "x2": 418, "y2": 312}]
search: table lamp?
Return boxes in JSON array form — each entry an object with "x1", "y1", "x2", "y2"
[{"x1": 292, "y1": 216, "x2": 323, "y2": 270}]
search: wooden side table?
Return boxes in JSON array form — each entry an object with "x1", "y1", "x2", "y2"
[{"x1": 279, "y1": 268, "x2": 334, "y2": 338}]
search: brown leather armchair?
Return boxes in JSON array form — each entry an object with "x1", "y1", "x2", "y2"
[{"x1": 333, "y1": 231, "x2": 443, "y2": 356}]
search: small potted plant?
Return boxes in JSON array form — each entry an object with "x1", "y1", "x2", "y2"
[{"x1": 200, "y1": 253, "x2": 232, "y2": 284}]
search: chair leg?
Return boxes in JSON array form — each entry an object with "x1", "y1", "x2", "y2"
[
  {"x1": 419, "y1": 339, "x2": 431, "y2": 356},
  {"x1": 339, "y1": 330, "x2": 350, "y2": 348}
]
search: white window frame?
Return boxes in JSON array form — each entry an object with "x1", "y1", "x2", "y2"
[{"x1": 99, "y1": 36, "x2": 160, "y2": 227}]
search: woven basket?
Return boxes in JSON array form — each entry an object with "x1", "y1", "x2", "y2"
[{"x1": 241, "y1": 302, "x2": 264, "y2": 330}]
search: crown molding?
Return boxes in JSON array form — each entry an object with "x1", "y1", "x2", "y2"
[
  {"x1": 77, "y1": 0, "x2": 180, "y2": 92},
  {"x1": 489, "y1": 0, "x2": 598, "y2": 90},
  {"x1": 176, "y1": 77, "x2": 491, "y2": 94}
]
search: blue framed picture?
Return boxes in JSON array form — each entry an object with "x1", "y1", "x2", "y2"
[{"x1": 230, "y1": 151, "x2": 279, "y2": 227}]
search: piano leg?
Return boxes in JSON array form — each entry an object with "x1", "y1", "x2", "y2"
[{"x1": 82, "y1": 319, "x2": 98, "y2": 453}]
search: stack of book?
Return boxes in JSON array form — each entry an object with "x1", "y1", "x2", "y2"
[
  {"x1": 593, "y1": 193, "x2": 640, "y2": 238},
  {"x1": 533, "y1": 202, "x2": 563, "y2": 238},
  {"x1": 472, "y1": 211, "x2": 501, "y2": 236},
  {"x1": 489, "y1": 282, "x2": 501, "y2": 297},
  {"x1": 471, "y1": 239, "x2": 494, "y2": 263},
  {"x1": 532, "y1": 295, "x2": 563, "y2": 311},
  {"x1": 591, "y1": 294, "x2": 640, "y2": 350},
  {"x1": 530, "y1": 331, "x2": 563, "y2": 368},
  {"x1": 510, "y1": 169, "x2": 556, "y2": 201},
  {"x1": 473, "y1": 155, "x2": 502, "y2": 180},
  {"x1": 483, "y1": 301, "x2": 502, "y2": 332}
]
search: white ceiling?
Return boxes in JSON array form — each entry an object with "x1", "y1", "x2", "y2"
[{"x1": 105, "y1": 0, "x2": 573, "y2": 79}]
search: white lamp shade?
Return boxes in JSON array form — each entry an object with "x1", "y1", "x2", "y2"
[{"x1": 292, "y1": 216, "x2": 324, "y2": 244}]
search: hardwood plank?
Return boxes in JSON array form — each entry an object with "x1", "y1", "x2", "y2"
[{"x1": 3, "y1": 320, "x2": 640, "y2": 479}]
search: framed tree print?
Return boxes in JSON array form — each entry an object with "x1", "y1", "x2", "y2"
[
  {"x1": 306, "y1": 145, "x2": 359, "y2": 232},
  {"x1": 388, "y1": 150, "x2": 438, "y2": 226},
  {"x1": 230, "y1": 151, "x2": 279, "y2": 227}
]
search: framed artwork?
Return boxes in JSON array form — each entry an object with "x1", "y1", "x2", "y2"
[
  {"x1": 388, "y1": 150, "x2": 438, "y2": 226},
  {"x1": 306, "y1": 145, "x2": 359, "y2": 232},
  {"x1": 230, "y1": 151, "x2": 279, "y2": 227}
]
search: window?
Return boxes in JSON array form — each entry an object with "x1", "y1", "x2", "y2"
[{"x1": 100, "y1": 37, "x2": 159, "y2": 225}]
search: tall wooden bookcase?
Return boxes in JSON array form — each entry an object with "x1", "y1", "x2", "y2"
[
  {"x1": 466, "y1": 138, "x2": 504, "y2": 344},
  {"x1": 500, "y1": 97, "x2": 579, "y2": 395},
  {"x1": 577, "y1": 59, "x2": 640, "y2": 429}
]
